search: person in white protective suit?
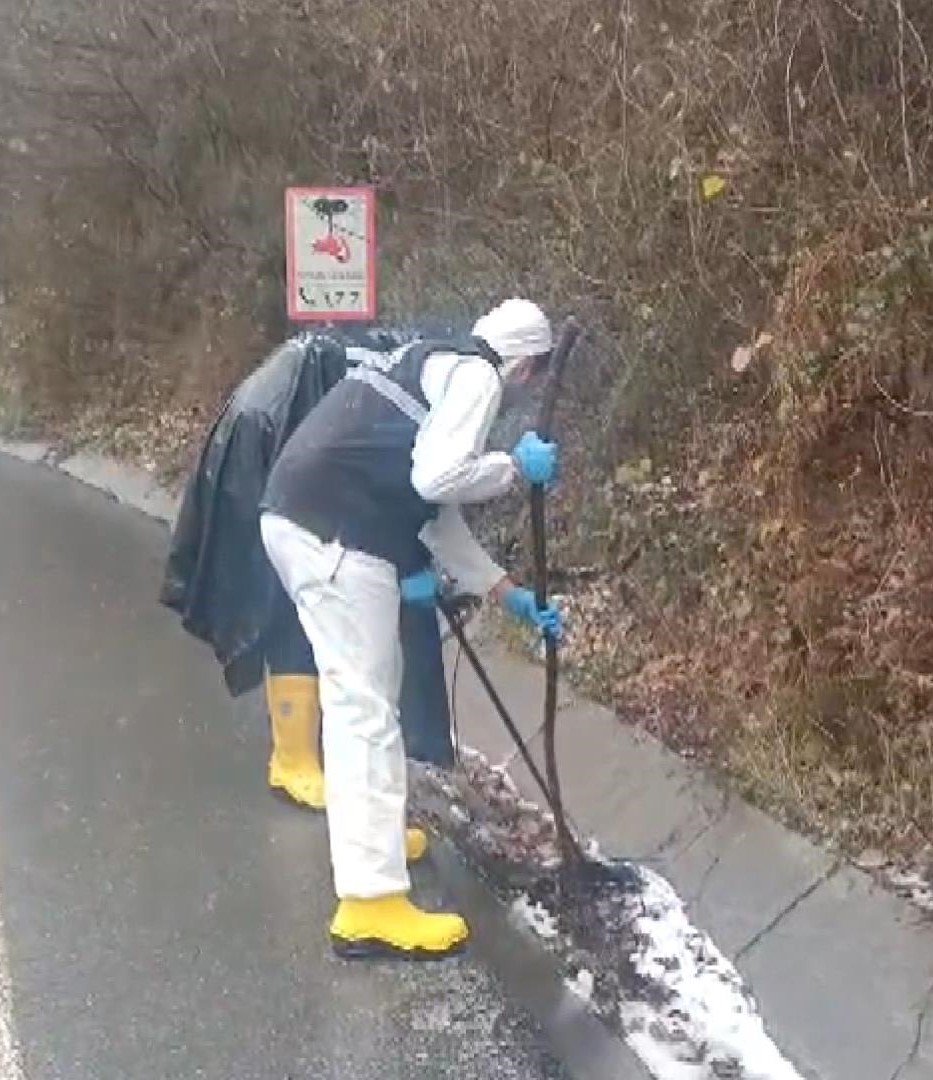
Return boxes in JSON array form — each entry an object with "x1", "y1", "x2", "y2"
[{"x1": 259, "y1": 298, "x2": 564, "y2": 960}]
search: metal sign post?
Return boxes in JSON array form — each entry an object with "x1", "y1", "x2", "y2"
[{"x1": 285, "y1": 186, "x2": 376, "y2": 322}]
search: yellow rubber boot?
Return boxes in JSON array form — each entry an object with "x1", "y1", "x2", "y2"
[
  {"x1": 330, "y1": 894, "x2": 468, "y2": 960},
  {"x1": 266, "y1": 674, "x2": 326, "y2": 811}
]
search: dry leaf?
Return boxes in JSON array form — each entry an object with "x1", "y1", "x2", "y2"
[
  {"x1": 731, "y1": 345, "x2": 753, "y2": 372},
  {"x1": 701, "y1": 174, "x2": 727, "y2": 201}
]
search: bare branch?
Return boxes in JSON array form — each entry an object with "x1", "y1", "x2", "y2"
[{"x1": 893, "y1": 0, "x2": 917, "y2": 192}]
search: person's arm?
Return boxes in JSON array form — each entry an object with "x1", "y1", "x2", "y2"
[
  {"x1": 418, "y1": 505, "x2": 508, "y2": 598},
  {"x1": 410, "y1": 508, "x2": 564, "y2": 639},
  {"x1": 411, "y1": 356, "x2": 516, "y2": 504}
]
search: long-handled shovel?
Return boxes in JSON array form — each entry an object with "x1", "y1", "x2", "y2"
[{"x1": 441, "y1": 317, "x2": 638, "y2": 888}]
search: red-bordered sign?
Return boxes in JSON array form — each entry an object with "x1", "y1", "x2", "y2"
[{"x1": 285, "y1": 186, "x2": 377, "y2": 322}]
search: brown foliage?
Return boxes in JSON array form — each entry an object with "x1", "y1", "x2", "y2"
[{"x1": 557, "y1": 213, "x2": 933, "y2": 859}]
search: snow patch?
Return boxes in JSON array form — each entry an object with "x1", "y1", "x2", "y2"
[
  {"x1": 621, "y1": 868, "x2": 802, "y2": 1080},
  {"x1": 565, "y1": 968, "x2": 595, "y2": 1003},
  {"x1": 415, "y1": 736, "x2": 803, "y2": 1078},
  {"x1": 511, "y1": 893, "x2": 559, "y2": 940},
  {"x1": 884, "y1": 866, "x2": 933, "y2": 913}
]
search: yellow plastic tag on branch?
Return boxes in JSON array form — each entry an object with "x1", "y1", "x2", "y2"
[{"x1": 701, "y1": 174, "x2": 727, "y2": 201}]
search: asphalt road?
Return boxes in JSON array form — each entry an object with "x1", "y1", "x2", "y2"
[{"x1": 0, "y1": 452, "x2": 570, "y2": 1080}]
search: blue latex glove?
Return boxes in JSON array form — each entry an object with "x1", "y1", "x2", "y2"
[
  {"x1": 512, "y1": 431, "x2": 559, "y2": 487},
  {"x1": 503, "y1": 586, "x2": 564, "y2": 641},
  {"x1": 400, "y1": 569, "x2": 441, "y2": 608}
]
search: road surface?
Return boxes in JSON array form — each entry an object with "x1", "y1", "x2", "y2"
[{"x1": 0, "y1": 452, "x2": 570, "y2": 1080}]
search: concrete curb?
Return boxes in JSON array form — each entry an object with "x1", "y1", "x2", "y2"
[
  {"x1": 5, "y1": 440, "x2": 933, "y2": 1079},
  {"x1": 0, "y1": 440, "x2": 181, "y2": 527}
]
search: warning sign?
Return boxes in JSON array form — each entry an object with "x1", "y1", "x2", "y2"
[{"x1": 285, "y1": 186, "x2": 376, "y2": 322}]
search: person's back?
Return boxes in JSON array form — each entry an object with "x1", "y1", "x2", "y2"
[{"x1": 263, "y1": 339, "x2": 496, "y2": 577}]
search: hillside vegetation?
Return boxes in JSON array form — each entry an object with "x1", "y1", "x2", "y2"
[{"x1": 2, "y1": 0, "x2": 932, "y2": 867}]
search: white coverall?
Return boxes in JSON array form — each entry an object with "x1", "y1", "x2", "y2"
[{"x1": 261, "y1": 351, "x2": 512, "y2": 899}]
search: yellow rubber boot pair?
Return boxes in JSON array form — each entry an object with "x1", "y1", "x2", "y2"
[
  {"x1": 264, "y1": 673, "x2": 429, "y2": 863},
  {"x1": 265, "y1": 677, "x2": 460, "y2": 959},
  {"x1": 331, "y1": 894, "x2": 469, "y2": 960}
]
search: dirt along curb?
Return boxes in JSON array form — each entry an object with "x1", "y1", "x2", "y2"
[{"x1": 5, "y1": 439, "x2": 933, "y2": 1080}]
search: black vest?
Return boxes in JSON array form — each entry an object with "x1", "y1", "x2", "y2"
[{"x1": 261, "y1": 338, "x2": 501, "y2": 575}]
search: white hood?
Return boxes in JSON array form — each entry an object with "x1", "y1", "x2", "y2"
[{"x1": 472, "y1": 298, "x2": 552, "y2": 363}]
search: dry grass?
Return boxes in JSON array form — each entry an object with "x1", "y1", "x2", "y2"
[{"x1": 549, "y1": 211, "x2": 933, "y2": 862}]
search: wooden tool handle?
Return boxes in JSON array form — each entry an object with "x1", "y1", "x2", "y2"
[{"x1": 535, "y1": 316, "x2": 581, "y2": 441}]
